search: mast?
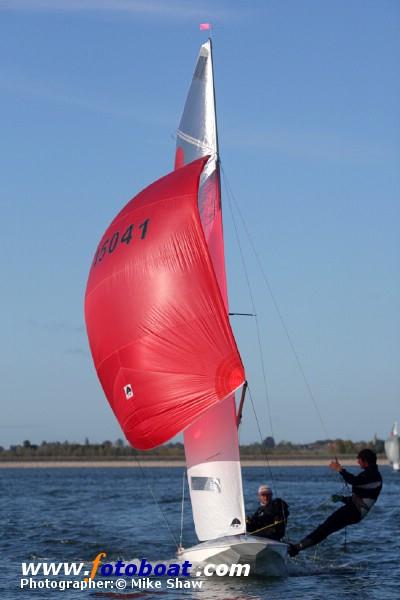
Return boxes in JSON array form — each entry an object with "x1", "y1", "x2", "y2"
[
  {"x1": 175, "y1": 40, "x2": 247, "y2": 541},
  {"x1": 209, "y1": 38, "x2": 220, "y2": 158},
  {"x1": 209, "y1": 37, "x2": 223, "y2": 212}
]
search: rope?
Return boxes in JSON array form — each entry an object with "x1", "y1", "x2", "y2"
[
  {"x1": 134, "y1": 455, "x2": 179, "y2": 549},
  {"x1": 248, "y1": 518, "x2": 285, "y2": 536}
]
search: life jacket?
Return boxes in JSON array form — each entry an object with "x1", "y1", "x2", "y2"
[
  {"x1": 341, "y1": 466, "x2": 382, "y2": 517},
  {"x1": 247, "y1": 498, "x2": 289, "y2": 540}
]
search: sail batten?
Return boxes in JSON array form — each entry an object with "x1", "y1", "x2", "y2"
[{"x1": 177, "y1": 130, "x2": 214, "y2": 152}]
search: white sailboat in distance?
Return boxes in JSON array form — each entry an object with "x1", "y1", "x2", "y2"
[{"x1": 385, "y1": 421, "x2": 399, "y2": 471}]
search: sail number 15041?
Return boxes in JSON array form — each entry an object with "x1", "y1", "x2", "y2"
[{"x1": 92, "y1": 219, "x2": 150, "y2": 268}]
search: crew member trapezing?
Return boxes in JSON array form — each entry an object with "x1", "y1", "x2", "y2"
[{"x1": 288, "y1": 448, "x2": 382, "y2": 557}]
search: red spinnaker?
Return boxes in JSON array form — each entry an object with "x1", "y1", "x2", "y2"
[{"x1": 85, "y1": 158, "x2": 244, "y2": 450}]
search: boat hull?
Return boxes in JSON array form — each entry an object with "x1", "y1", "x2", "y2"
[{"x1": 178, "y1": 534, "x2": 288, "y2": 577}]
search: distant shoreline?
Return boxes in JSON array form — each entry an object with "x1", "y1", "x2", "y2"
[{"x1": 0, "y1": 458, "x2": 389, "y2": 468}]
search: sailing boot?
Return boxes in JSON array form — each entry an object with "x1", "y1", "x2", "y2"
[{"x1": 288, "y1": 536, "x2": 314, "y2": 557}]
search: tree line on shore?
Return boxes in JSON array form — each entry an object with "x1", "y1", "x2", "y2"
[{"x1": 0, "y1": 436, "x2": 385, "y2": 461}]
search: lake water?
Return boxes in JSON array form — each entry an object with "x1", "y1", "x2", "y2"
[{"x1": 1, "y1": 465, "x2": 399, "y2": 599}]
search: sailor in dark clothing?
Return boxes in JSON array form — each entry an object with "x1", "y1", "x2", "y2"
[
  {"x1": 247, "y1": 484, "x2": 289, "y2": 541},
  {"x1": 288, "y1": 448, "x2": 382, "y2": 557}
]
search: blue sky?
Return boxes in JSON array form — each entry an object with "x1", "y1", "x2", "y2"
[{"x1": 1, "y1": 0, "x2": 399, "y2": 447}]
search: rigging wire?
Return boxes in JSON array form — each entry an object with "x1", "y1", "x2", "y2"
[
  {"x1": 222, "y1": 167, "x2": 276, "y2": 445},
  {"x1": 247, "y1": 384, "x2": 278, "y2": 494},
  {"x1": 133, "y1": 455, "x2": 179, "y2": 549},
  {"x1": 340, "y1": 479, "x2": 351, "y2": 551},
  {"x1": 222, "y1": 163, "x2": 336, "y2": 541},
  {"x1": 221, "y1": 165, "x2": 331, "y2": 441},
  {"x1": 247, "y1": 385, "x2": 293, "y2": 538}
]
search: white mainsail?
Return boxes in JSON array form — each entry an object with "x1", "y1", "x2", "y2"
[
  {"x1": 385, "y1": 421, "x2": 400, "y2": 471},
  {"x1": 175, "y1": 40, "x2": 246, "y2": 541}
]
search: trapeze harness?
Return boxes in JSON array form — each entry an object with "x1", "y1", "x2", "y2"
[
  {"x1": 340, "y1": 465, "x2": 383, "y2": 516},
  {"x1": 302, "y1": 465, "x2": 383, "y2": 548}
]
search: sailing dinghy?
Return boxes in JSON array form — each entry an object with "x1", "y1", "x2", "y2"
[
  {"x1": 385, "y1": 422, "x2": 399, "y2": 471},
  {"x1": 85, "y1": 39, "x2": 287, "y2": 576}
]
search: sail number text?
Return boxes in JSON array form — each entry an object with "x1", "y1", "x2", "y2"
[{"x1": 92, "y1": 219, "x2": 150, "y2": 267}]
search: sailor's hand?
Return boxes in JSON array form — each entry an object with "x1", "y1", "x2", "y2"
[
  {"x1": 331, "y1": 494, "x2": 343, "y2": 503},
  {"x1": 329, "y1": 460, "x2": 342, "y2": 472}
]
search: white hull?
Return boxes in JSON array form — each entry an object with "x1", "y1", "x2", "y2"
[{"x1": 178, "y1": 534, "x2": 288, "y2": 577}]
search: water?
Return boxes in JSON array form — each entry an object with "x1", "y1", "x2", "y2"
[{"x1": 1, "y1": 465, "x2": 399, "y2": 599}]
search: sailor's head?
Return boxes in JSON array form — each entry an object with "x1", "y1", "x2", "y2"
[
  {"x1": 258, "y1": 484, "x2": 272, "y2": 505},
  {"x1": 357, "y1": 448, "x2": 377, "y2": 468}
]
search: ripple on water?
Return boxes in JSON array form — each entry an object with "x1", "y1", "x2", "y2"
[{"x1": 1, "y1": 466, "x2": 399, "y2": 600}]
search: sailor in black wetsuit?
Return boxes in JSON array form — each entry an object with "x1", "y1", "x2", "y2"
[
  {"x1": 288, "y1": 448, "x2": 382, "y2": 557},
  {"x1": 246, "y1": 485, "x2": 289, "y2": 541}
]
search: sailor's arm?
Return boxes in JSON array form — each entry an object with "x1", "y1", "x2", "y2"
[
  {"x1": 246, "y1": 515, "x2": 255, "y2": 532},
  {"x1": 329, "y1": 460, "x2": 357, "y2": 484},
  {"x1": 339, "y1": 468, "x2": 359, "y2": 484},
  {"x1": 246, "y1": 509, "x2": 263, "y2": 532}
]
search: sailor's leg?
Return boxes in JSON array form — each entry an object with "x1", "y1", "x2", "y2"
[{"x1": 288, "y1": 504, "x2": 361, "y2": 556}]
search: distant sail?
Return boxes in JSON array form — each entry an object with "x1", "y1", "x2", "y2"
[
  {"x1": 176, "y1": 40, "x2": 247, "y2": 540},
  {"x1": 385, "y1": 421, "x2": 399, "y2": 471},
  {"x1": 85, "y1": 157, "x2": 244, "y2": 450}
]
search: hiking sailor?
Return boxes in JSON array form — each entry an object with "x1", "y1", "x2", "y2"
[{"x1": 288, "y1": 448, "x2": 382, "y2": 557}]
